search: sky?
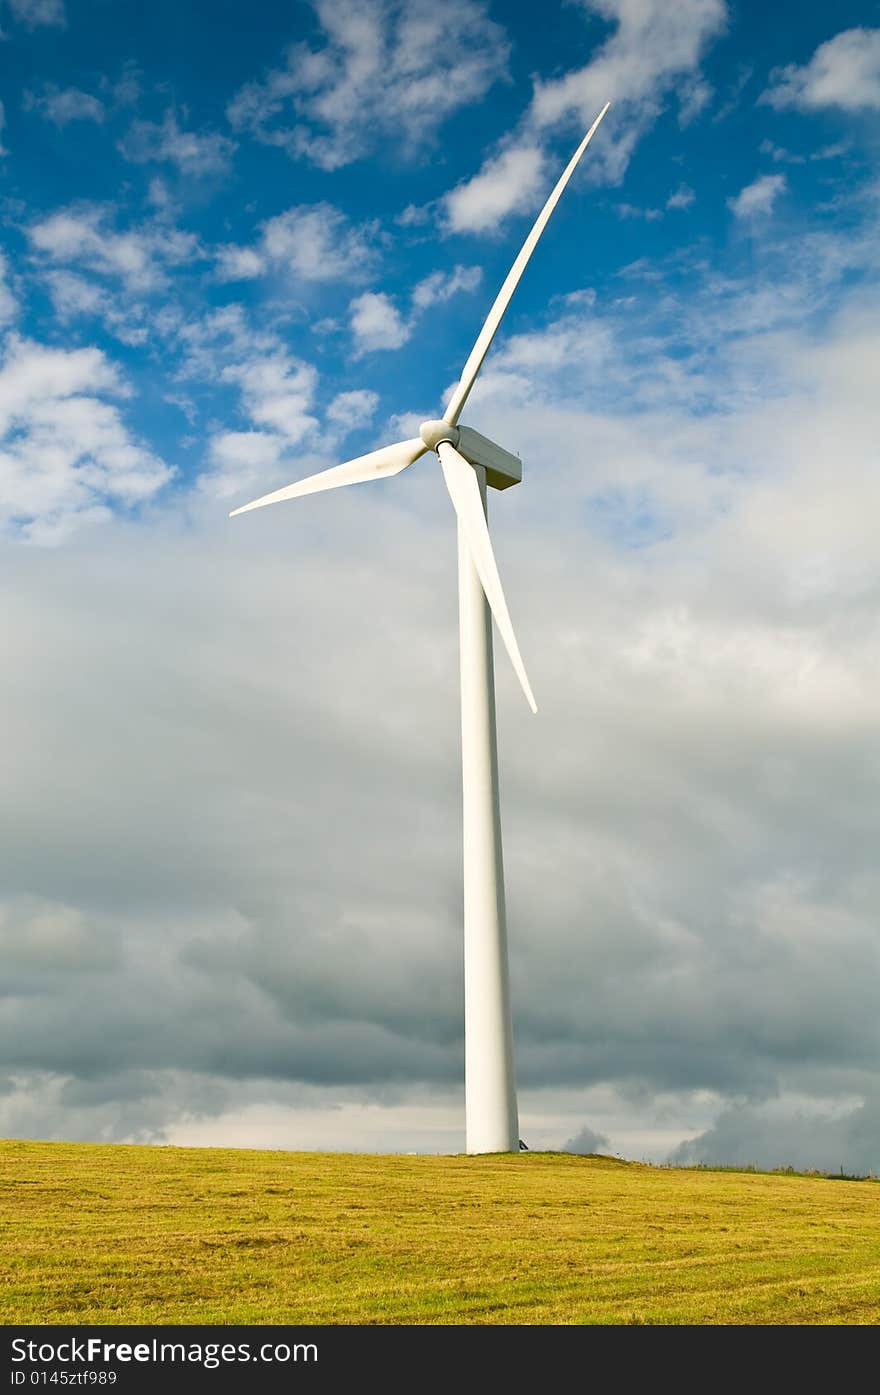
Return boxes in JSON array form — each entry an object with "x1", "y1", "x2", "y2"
[{"x1": 1, "y1": 0, "x2": 879, "y2": 1169}]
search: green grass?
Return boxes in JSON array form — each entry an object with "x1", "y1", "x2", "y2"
[{"x1": 3, "y1": 1139, "x2": 880, "y2": 1324}]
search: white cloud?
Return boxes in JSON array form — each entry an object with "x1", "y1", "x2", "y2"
[
  {"x1": 261, "y1": 204, "x2": 375, "y2": 281},
  {"x1": 347, "y1": 268, "x2": 482, "y2": 357},
  {"x1": 214, "y1": 203, "x2": 377, "y2": 285},
  {"x1": 616, "y1": 202, "x2": 662, "y2": 221},
  {"x1": 221, "y1": 352, "x2": 319, "y2": 443},
  {"x1": 118, "y1": 109, "x2": 236, "y2": 177},
  {"x1": 326, "y1": 389, "x2": 379, "y2": 429},
  {"x1": 173, "y1": 302, "x2": 281, "y2": 383},
  {"x1": 762, "y1": 27, "x2": 880, "y2": 113},
  {"x1": 43, "y1": 270, "x2": 108, "y2": 318},
  {"x1": 203, "y1": 430, "x2": 285, "y2": 502},
  {"x1": 173, "y1": 306, "x2": 321, "y2": 491},
  {"x1": 396, "y1": 203, "x2": 431, "y2": 229},
  {"x1": 227, "y1": 0, "x2": 509, "y2": 170},
  {"x1": 531, "y1": 0, "x2": 726, "y2": 139},
  {"x1": 759, "y1": 139, "x2": 805, "y2": 165},
  {"x1": 728, "y1": 173, "x2": 787, "y2": 219},
  {"x1": 677, "y1": 75, "x2": 712, "y2": 125},
  {"x1": 23, "y1": 84, "x2": 105, "y2": 126},
  {"x1": 42, "y1": 270, "x2": 148, "y2": 347},
  {"x1": 213, "y1": 245, "x2": 265, "y2": 282},
  {"x1": 349, "y1": 291, "x2": 411, "y2": 353},
  {"x1": 28, "y1": 204, "x2": 200, "y2": 293},
  {"x1": 0, "y1": 336, "x2": 172, "y2": 541},
  {"x1": 411, "y1": 265, "x2": 482, "y2": 311},
  {"x1": 666, "y1": 183, "x2": 696, "y2": 210},
  {"x1": 0, "y1": 337, "x2": 119, "y2": 429},
  {"x1": 7, "y1": 0, "x2": 65, "y2": 27},
  {"x1": 444, "y1": 146, "x2": 547, "y2": 235},
  {"x1": 443, "y1": 0, "x2": 727, "y2": 230}
]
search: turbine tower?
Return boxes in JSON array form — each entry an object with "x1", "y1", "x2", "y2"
[{"x1": 231, "y1": 104, "x2": 610, "y2": 1154}]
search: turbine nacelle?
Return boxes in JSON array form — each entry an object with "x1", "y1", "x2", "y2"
[{"x1": 419, "y1": 419, "x2": 522, "y2": 492}]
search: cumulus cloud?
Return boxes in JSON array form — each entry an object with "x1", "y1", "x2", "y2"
[
  {"x1": 174, "y1": 304, "x2": 322, "y2": 481},
  {"x1": 411, "y1": 265, "x2": 482, "y2": 311},
  {"x1": 349, "y1": 291, "x2": 411, "y2": 352},
  {"x1": 213, "y1": 245, "x2": 265, "y2": 282},
  {"x1": 347, "y1": 266, "x2": 483, "y2": 352},
  {"x1": 443, "y1": 0, "x2": 727, "y2": 231},
  {"x1": 23, "y1": 84, "x2": 105, "y2": 126},
  {"x1": 326, "y1": 388, "x2": 379, "y2": 429},
  {"x1": 172, "y1": 301, "x2": 283, "y2": 386},
  {"x1": 444, "y1": 146, "x2": 547, "y2": 236},
  {"x1": 41, "y1": 270, "x2": 148, "y2": 347},
  {"x1": 666, "y1": 184, "x2": 696, "y2": 210},
  {"x1": 0, "y1": 336, "x2": 173, "y2": 541},
  {"x1": 728, "y1": 173, "x2": 786, "y2": 219},
  {"x1": 222, "y1": 352, "x2": 318, "y2": 443},
  {"x1": 260, "y1": 204, "x2": 375, "y2": 281},
  {"x1": 118, "y1": 108, "x2": 236, "y2": 177},
  {"x1": 616, "y1": 202, "x2": 662, "y2": 221},
  {"x1": 227, "y1": 0, "x2": 509, "y2": 170},
  {"x1": 762, "y1": 28, "x2": 880, "y2": 113},
  {"x1": 214, "y1": 203, "x2": 377, "y2": 285},
  {"x1": 28, "y1": 204, "x2": 200, "y2": 293},
  {"x1": 530, "y1": 0, "x2": 725, "y2": 139}
]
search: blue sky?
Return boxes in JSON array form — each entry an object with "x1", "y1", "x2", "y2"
[
  {"x1": 2, "y1": 0, "x2": 880, "y2": 1164},
  {"x1": 1, "y1": 0, "x2": 877, "y2": 537}
]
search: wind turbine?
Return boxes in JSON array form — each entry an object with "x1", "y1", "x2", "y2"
[{"x1": 231, "y1": 103, "x2": 610, "y2": 1155}]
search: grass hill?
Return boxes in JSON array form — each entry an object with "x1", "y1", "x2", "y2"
[{"x1": 3, "y1": 1139, "x2": 879, "y2": 1324}]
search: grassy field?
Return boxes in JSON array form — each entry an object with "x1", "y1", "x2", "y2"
[{"x1": 3, "y1": 1138, "x2": 879, "y2": 1324}]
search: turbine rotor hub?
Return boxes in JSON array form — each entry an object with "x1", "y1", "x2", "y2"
[{"x1": 419, "y1": 419, "x2": 460, "y2": 452}]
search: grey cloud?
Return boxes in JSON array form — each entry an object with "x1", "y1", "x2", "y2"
[
  {"x1": 0, "y1": 896, "x2": 121, "y2": 972},
  {"x1": 669, "y1": 1098, "x2": 880, "y2": 1175},
  {"x1": 562, "y1": 1123, "x2": 610, "y2": 1154}
]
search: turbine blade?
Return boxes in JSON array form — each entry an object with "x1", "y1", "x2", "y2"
[
  {"x1": 229, "y1": 438, "x2": 427, "y2": 517},
  {"x1": 438, "y1": 441, "x2": 537, "y2": 714},
  {"x1": 443, "y1": 102, "x2": 611, "y2": 428}
]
